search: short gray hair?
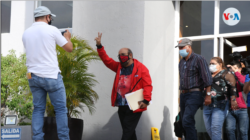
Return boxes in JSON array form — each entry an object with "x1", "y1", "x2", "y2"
[{"x1": 128, "y1": 49, "x2": 133, "y2": 58}]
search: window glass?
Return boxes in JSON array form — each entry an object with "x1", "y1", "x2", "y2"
[
  {"x1": 220, "y1": 1, "x2": 250, "y2": 33},
  {"x1": 223, "y1": 36, "x2": 250, "y2": 66},
  {"x1": 180, "y1": 1, "x2": 214, "y2": 37},
  {"x1": 1, "y1": 1, "x2": 11, "y2": 33},
  {"x1": 41, "y1": 1, "x2": 73, "y2": 28},
  {"x1": 192, "y1": 40, "x2": 214, "y2": 63}
]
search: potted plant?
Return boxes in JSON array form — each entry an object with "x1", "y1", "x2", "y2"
[{"x1": 43, "y1": 36, "x2": 100, "y2": 140}]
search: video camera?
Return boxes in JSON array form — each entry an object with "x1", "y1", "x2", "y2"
[
  {"x1": 241, "y1": 56, "x2": 250, "y2": 75},
  {"x1": 229, "y1": 52, "x2": 250, "y2": 75}
]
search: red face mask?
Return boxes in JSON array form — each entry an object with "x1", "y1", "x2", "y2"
[{"x1": 119, "y1": 55, "x2": 129, "y2": 63}]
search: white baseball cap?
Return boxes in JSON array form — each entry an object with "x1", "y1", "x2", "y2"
[{"x1": 34, "y1": 6, "x2": 56, "y2": 18}]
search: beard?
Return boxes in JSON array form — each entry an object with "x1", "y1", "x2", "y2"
[{"x1": 121, "y1": 61, "x2": 129, "y2": 67}]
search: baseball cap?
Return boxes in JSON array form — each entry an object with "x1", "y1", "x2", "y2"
[
  {"x1": 175, "y1": 38, "x2": 192, "y2": 48},
  {"x1": 34, "y1": 6, "x2": 56, "y2": 18}
]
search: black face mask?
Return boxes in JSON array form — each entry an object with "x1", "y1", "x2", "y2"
[{"x1": 47, "y1": 17, "x2": 52, "y2": 25}]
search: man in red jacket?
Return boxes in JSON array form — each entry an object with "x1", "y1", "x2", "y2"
[{"x1": 95, "y1": 32, "x2": 153, "y2": 140}]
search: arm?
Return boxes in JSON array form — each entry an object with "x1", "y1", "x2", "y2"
[
  {"x1": 97, "y1": 47, "x2": 119, "y2": 72},
  {"x1": 142, "y1": 65, "x2": 153, "y2": 104},
  {"x1": 245, "y1": 74, "x2": 250, "y2": 82},
  {"x1": 243, "y1": 81, "x2": 250, "y2": 94},
  {"x1": 243, "y1": 74, "x2": 250, "y2": 94},
  {"x1": 227, "y1": 64, "x2": 246, "y2": 83},
  {"x1": 197, "y1": 56, "x2": 213, "y2": 89},
  {"x1": 204, "y1": 86, "x2": 212, "y2": 106},
  {"x1": 235, "y1": 72, "x2": 246, "y2": 84},
  {"x1": 62, "y1": 30, "x2": 73, "y2": 52},
  {"x1": 55, "y1": 29, "x2": 73, "y2": 52},
  {"x1": 225, "y1": 72, "x2": 238, "y2": 110},
  {"x1": 95, "y1": 32, "x2": 119, "y2": 72},
  {"x1": 197, "y1": 57, "x2": 213, "y2": 106},
  {"x1": 139, "y1": 65, "x2": 153, "y2": 109}
]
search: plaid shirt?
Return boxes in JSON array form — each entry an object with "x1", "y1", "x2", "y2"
[{"x1": 179, "y1": 52, "x2": 212, "y2": 90}]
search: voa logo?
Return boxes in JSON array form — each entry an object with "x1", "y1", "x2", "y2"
[{"x1": 223, "y1": 8, "x2": 241, "y2": 26}]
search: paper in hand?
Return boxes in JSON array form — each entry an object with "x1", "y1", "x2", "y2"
[{"x1": 125, "y1": 89, "x2": 144, "y2": 111}]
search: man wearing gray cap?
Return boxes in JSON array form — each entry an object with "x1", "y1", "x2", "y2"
[
  {"x1": 22, "y1": 6, "x2": 73, "y2": 140},
  {"x1": 176, "y1": 38, "x2": 212, "y2": 140}
]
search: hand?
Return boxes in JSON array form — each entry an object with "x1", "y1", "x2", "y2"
[
  {"x1": 204, "y1": 95, "x2": 212, "y2": 106},
  {"x1": 95, "y1": 32, "x2": 102, "y2": 46},
  {"x1": 231, "y1": 99, "x2": 239, "y2": 110},
  {"x1": 138, "y1": 101, "x2": 147, "y2": 109},
  {"x1": 227, "y1": 65, "x2": 238, "y2": 73},
  {"x1": 63, "y1": 30, "x2": 71, "y2": 39}
]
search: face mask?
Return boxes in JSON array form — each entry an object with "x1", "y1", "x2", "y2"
[
  {"x1": 47, "y1": 17, "x2": 52, "y2": 25},
  {"x1": 119, "y1": 55, "x2": 129, "y2": 63},
  {"x1": 209, "y1": 64, "x2": 217, "y2": 73},
  {"x1": 179, "y1": 49, "x2": 189, "y2": 57},
  {"x1": 119, "y1": 55, "x2": 130, "y2": 66}
]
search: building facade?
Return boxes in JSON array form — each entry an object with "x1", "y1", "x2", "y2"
[{"x1": 1, "y1": 1, "x2": 250, "y2": 140}]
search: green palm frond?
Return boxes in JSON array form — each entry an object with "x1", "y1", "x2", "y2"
[{"x1": 46, "y1": 36, "x2": 100, "y2": 118}]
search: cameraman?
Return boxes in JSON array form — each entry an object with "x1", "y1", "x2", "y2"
[
  {"x1": 22, "y1": 6, "x2": 73, "y2": 140},
  {"x1": 226, "y1": 61, "x2": 248, "y2": 140}
]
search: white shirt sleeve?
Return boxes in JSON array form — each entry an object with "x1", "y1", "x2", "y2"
[{"x1": 54, "y1": 28, "x2": 68, "y2": 47}]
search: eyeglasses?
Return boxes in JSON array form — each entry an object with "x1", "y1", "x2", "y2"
[{"x1": 118, "y1": 54, "x2": 129, "y2": 57}]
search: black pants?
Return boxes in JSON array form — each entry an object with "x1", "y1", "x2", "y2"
[{"x1": 118, "y1": 106, "x2": 142, "y2": 140}]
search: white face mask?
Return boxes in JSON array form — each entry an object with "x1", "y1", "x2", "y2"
[{"x1": 209, "y1": 64, "x2": 217, "y2": 73}]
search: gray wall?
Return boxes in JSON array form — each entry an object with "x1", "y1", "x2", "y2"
[{"x1": 73, "y1": 1, "x2": 177, "y2": 140}]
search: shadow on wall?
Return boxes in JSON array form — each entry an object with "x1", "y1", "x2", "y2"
[
  {"x1": 160, "y1": 106, "x2": 173, "y2": 140},
  {"x1": 102, "y1": 112, "x2": 122, "y2": 140},
  {"x1": 84, "y1": 109, "x2": 155, "y2": 140},
  {"x1": 82, "y1": 107, "x2": 173, "y2": 140},
  {"x1": 83, "y1": 112, "x2": 122, "y2": 140},
  {"x1": 135, "y1": 111, "x2": 153, "y2": 140}
]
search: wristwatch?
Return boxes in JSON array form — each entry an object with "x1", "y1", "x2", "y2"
[{"x1": 207, "y1": 92, "x2": 211, "y2": 96}]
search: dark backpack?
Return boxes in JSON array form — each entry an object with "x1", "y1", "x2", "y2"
[{"x1": 174, "y1": 112, "x2": 185, "y2": 138}]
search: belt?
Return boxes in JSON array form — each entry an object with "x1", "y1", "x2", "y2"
[{"x1": 181, "y1": 88, "x2": 201, "y2": 94}]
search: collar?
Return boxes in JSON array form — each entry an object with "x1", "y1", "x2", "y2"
[
  {"x1": 183, "y1": 52, "x2": 194, "y2": 61},
  {"x1": 121, "y1": 63, "x2": 134, "y2": 70},
  {"x1": 32, "y1": 21, "x2": 48, "y2": 26}
]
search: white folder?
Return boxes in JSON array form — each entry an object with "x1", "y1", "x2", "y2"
[{"x1": 125, "y1": 89, "x2": 144, "y2": 111}]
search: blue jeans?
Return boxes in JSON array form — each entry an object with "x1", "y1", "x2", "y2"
[
  {"x1": 29, "y1": 73, "x2": 69, "y2": 140},
  {"x1": 203, "y1": 101, "x2": 229, "y2": 140},
  {"x1": 225, "y1": 108, "x2": 249, "y2": 140},
  {"x1": 180, "y1": 91, "x2": 204, "y2": 140}
]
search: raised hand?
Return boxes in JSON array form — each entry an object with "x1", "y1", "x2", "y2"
[{"x1": 95, "y1": 32, "x2": 102, "y2": 46}]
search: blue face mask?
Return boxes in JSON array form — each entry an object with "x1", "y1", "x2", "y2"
[{"x1": 179, "y1": 49, "x2": 189, "y2": 57}]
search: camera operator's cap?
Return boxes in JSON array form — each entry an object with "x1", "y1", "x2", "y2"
[
  {"x1": 175, "y1": 38, "x2": 192, "y2": 48},
  {"x1": 34, "y1": 6, "x2": 56, "y2": 18}
]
